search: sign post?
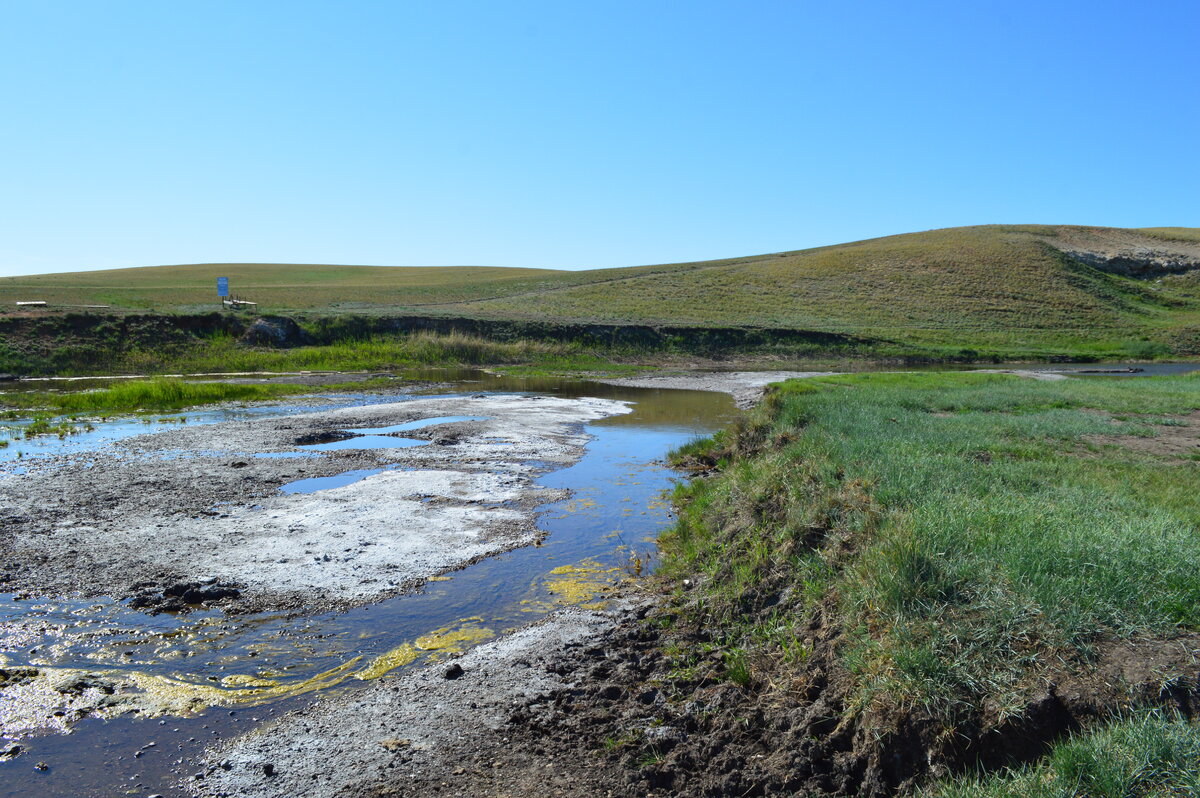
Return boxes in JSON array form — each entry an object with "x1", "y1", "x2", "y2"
[{"x1": 217, "y1": 277, "x2": 229, "y2": 306}]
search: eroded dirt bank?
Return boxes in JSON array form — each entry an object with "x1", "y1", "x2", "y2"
[{"x1": 0, "y1": 393, "x2": 629, "y2": 614}]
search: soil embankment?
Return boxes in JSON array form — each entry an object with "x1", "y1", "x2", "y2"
[{"x1": 0, "y1": 311, "x2": 877, "y2": 376}]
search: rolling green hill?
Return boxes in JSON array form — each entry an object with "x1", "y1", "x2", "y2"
[{"x1": 3, "y1": 224, "x2": 1198, "y2": 359}]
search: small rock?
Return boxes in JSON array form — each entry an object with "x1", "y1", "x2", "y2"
[
  {"x1": 643, "y1": 725, "x2": 684, "y2": 749},
  {"x1": 443, "y1": 663, "x2": 464, "y2": 680},
  {"x1": 263, "y1": 762, "x2": 275, "y2": 776}
]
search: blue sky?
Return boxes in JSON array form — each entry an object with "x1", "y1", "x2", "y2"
[{"x1": 1, "y1": 1, "x2": 1196, "y2": 277}]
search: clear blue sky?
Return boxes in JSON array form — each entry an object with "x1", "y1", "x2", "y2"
[{"x1": 1, "y1": 0, "x2": 1196, "y2": 277}]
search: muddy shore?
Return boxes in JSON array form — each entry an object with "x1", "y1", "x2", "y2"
[
  {"x1": 170, "y1": 371, "x2": 803, "y2": 797},
  {"x1": 0, "y1": 393, "x2": 630, "y2": 614},
  {"x1": 1, "y1": 370, "x2": 800, "y2": 796},
  {"x1": 599, "y1": 370, "x2": 837, "y2": 408},
  {"x1": 193, "y1": 597, "x2": 653, "y2": 798}
]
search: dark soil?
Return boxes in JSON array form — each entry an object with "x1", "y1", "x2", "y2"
[
  {"x1": 1085, "y1": 411, "x2": 1200, "y2": 461},
  {"x1": 377, "y1": 587, "x2": 1200, "y2": 798}
]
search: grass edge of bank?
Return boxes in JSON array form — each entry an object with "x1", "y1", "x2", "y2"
[{"x1": 649, "y1": 370, "x2": 1200, "y2": 791}]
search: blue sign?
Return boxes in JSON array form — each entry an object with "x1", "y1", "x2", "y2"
[{"x1": 217, "y1": 277, "x2": 229, "y2": 297}]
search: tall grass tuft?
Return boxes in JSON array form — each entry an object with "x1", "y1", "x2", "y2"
[
  {"x1": 928, "y1": 712, "x2": 1200, "y2": 798},
  {"x1": 9, "y1": 379, "x2": 297, "y2": 414}
]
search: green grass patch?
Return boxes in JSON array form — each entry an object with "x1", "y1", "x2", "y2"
[
  {"x1": 927, "y1": 712, "x2": 1200, "y2": 798},
  {"x1": 660, "y1": 371, "x2": 1200, "y2": 720},
  {"x1": 118, "y1": 331, "x2": 590, "y2": 374},
  {"x1": 0, "y1": 378, "x2": 304, "y2": 416},
  {"x1": 0, "y1": 325, "x2": 653, "y2": 378}
]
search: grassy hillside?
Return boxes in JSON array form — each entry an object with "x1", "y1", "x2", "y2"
[
  {"x1": 3, "y1": 224, "x2": 1198, "y2": 359},
  {"x1": 0, "y1": 262, "x2": 566, "y2": 311}
]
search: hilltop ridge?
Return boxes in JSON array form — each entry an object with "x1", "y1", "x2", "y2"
[{"x1": 2, "y1": 224, "x2": 1198, "y2": 359}]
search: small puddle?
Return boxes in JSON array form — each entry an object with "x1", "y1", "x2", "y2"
[
  {"x1": 297, "y1": 435, "x2": 427, "y2": 451},
  {"x1": 279, "y1": 467, "x2": 393, "y2": 494},
  {"x1": 348, "y1": 415, "x2": 486, "y2": 435},
  {"x1": 294, "y1": 414, "x2": 487, "y2": 451},
  {"x1": 0, "y1": 392, "x2": 422, "y2": 473}
]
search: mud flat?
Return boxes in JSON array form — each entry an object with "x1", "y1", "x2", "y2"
[
  {"x1": 0, "y1": 393, "x2": 630, "y2": 614},
  {"x1": 599, "y1": 370, "x2": 837, "y2": 408},
  {"x1": 190, "y1": 598, "x2": 648, "y2": 798}
]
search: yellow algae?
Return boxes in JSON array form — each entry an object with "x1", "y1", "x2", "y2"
[
  {"x1": 557, "y1": 497, "x2": 600, "y2": 517},
  {"x1": 427, "y1": 575, "x2": 453, "y2": 582},
  {"x1": 0, "y1": 616, "x2": 502, "y2": 731},
  {"x1": 537, "y1": 558, "x2": 623, "y2": 608},
  {"x1": 121, "y1": 671, "x2": 232, "y2": 715},
  {"x1": 354, "y1": 643, "x2": 419, "y2": 680},
  {"x1": 123, "y1": 655, "x2": 367, "y2": 713},
  {"x1": 219, "y1": 673, "x2": 278, "y2": 689},
  {"x1": 415, "y1": 620, "x2": 494, "y2": 653}
]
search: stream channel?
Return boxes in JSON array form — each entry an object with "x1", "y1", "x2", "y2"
[{"x1": 0, "y1": 370, "x2": 737, "y2": 797}]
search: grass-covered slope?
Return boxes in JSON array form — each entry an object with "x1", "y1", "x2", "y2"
[
  {"x1": 644, "y1": 371, "x2": 1200, "y2": 794},
  {"x1": 3, "y1": 224, "x2": 1198, "y2": 359},
  {"x1": 0, "y1": 262, "x2": 566, "y2": 311},
  {"x1": 457, "y1": 225, "x2": 1200, "y2": 357}
]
